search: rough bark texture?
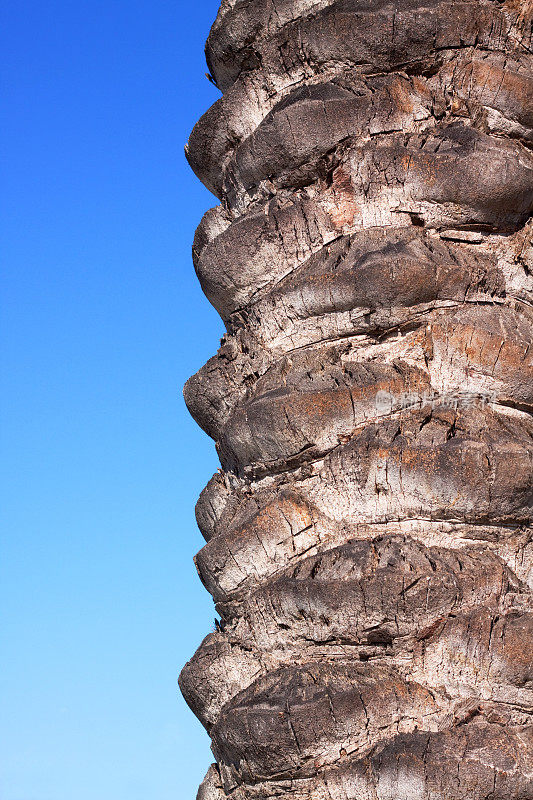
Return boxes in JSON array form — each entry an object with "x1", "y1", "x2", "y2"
[{"x1": 180, "y1": 1, "x2": 533, "y2": 797}]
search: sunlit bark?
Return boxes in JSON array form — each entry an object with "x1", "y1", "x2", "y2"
[{"x1": 181, "y1": 1, "x2": 533, "y2": 797}]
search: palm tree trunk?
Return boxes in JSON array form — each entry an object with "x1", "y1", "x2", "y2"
[{"x1": 180, "y1": 1, "x2": 533, "y2": 797}]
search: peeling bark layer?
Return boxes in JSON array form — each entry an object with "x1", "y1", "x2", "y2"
[{"x1": 181, "y1": 1, "x2": 533, "y2": 797}]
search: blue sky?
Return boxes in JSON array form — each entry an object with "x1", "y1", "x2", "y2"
[{"x1": 1, "y1": 2, "x2": 225, "y2": 797}]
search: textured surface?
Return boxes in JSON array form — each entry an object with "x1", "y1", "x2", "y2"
[{"x1": 181, "y1": 1, "x2": 533, "y2": 797}]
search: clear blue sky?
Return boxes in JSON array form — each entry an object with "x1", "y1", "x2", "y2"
[{"x1": 1, "y1": 2, "x2": 225, "y2": 798}]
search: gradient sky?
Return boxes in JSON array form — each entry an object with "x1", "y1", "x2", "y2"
[{"x1": 1, "y1": 2, "x2": 226, "y2": 798}]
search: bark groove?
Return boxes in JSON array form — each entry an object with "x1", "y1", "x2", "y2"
[{"x1": 181, "y1": 1, "x2": 533, "y2": 797}]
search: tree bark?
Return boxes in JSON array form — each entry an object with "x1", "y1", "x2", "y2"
[{"x1": 180, "y1": 1, "x2": 533, "y2": 797}]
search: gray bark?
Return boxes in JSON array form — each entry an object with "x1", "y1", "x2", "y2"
[{"x1": 180, "y1": 1, "x2": 533, "y2": 797}]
